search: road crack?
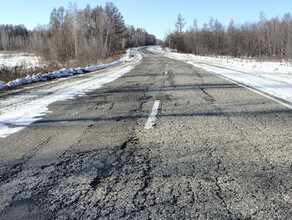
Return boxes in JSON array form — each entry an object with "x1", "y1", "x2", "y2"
[{"x1": 0, "y1": 135, "x2": 56, "y2": 184}]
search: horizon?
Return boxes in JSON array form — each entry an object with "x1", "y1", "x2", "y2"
[{"x1": 0, "y1": 0, "x2": 291, "y2": 40}]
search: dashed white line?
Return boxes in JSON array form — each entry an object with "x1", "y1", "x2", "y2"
[
  {"x1": 164, "y1": 64, "x2": 169, "y2": 75},
  {"x1": 144, "y1": 100, "x2": 160, "y2": 129}
]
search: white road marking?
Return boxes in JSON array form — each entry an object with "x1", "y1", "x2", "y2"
[
  {"x1": 164, "y1": 64, "x2": 169, "y2": 75},
  {"x1": 213, "y1": 72, "x2": 292, "y2": 109},
  {"x1": 144, "y1": 100, "x2": 160, "y2": 129}
]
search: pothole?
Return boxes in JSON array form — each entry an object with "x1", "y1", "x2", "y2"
[{"x1": 139, "y1": 95, "x2": 152, "y2": 102}]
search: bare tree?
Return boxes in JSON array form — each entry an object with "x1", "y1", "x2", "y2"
[
  {"x1": 165, "y1": 12, "x2": 292, "y2": 60},
  {"x1": 175, "y1": 14, "x2": 186, "y2": 34},
  {"x1": 0, "y1": 2, "x2": 156, "y2": 67}
]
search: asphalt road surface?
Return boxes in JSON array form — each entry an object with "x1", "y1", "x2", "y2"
[{"x1": 0, "y1": 48, "x2": 292, "y2": 219}]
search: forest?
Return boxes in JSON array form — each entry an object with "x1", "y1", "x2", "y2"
[
  {"x1": 0, "y1": 2, "x2": 156, "y2": 67},
  {"x1": 2, "y1": 3, "x2": 292, "y2": 66},
  {"x1": 164, "y1": 13, "x2": 292, "y2": 60}
]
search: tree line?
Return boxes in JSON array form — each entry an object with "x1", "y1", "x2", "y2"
[
  {"x1": 0, "y1": 25, "x2": 30, "y2": 51},
  {"x1": 0, "y1": 2, "x2": 157, "y2": 67},
  {"x1": 164, "y1": 13, "x2": 292, "y2": 59}
]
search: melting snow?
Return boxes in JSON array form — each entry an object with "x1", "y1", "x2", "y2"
[
  {"x1": 0, "y1": 49, "x2": 140, "y2": 138},
  {"x1": 162, "y1": 48, "x2": 292, "y2": 106}
]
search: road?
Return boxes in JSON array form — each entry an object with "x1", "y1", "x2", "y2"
[{"x1": 0, "y1": 47, "x2": 292, "y2": 219}]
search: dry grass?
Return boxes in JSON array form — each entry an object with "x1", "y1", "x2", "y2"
[
  {"x1": 103, "y1": 51, "x2": 126, "y2": 63},
  {"x1": 0, "y1": 51, "x2": 126, "y2": 83},
  {"x1": 66, "y1": 51, "x2": 126, "y2": 69}
]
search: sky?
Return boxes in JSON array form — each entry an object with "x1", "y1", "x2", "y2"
[{"x1": 0, "y1": 0, "x2": 291, "y2": 40}]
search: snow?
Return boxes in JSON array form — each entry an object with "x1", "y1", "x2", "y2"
[
  {"x1": 0, "y1": 49, "x2": 139, "y2": 138},
  {"x1": 0, "y1": 81, "x2": 5, "y2": 89},
  {"x1": 162, "y1": 48, "x2": 292, "y2": 106},
  {"x1": 0, "y1": 53, "x2": 43, "y2": 68},
  {"x1": 166, "y1": 52, "x2": 292, "y2": 84},
  {"x1": 84, "y1": 61, "x2": 123, "y2": 72},
  {"x1": 146, "y1": 46, "x2": 165, "y2": 53},
  {"x1": 120, "y1": 49, "x2": 133, "y2": 61},
  {"x1": 0, "y1": 49, "x2": 134, "y2": 90}
]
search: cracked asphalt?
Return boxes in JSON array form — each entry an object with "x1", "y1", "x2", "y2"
[{"x1": 0, "y1": 48, "x2": 292, "y2": 219}]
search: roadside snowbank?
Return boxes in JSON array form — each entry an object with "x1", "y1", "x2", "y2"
[
  {"x1": 166, "y1": 53, "x2": 292, "y2": 85},
  {"x1": 0, "y1": 49, "x2": 134, "y2": 90},
  {"x1": 0, "y1": 82, "x2": 5, "y2": 89},
  {"x1": 164, "y1": 49, "x2": 292, "y2": 105},
  {"x1": 83, "y1": 61, "x2": 123, "y2": 72}
]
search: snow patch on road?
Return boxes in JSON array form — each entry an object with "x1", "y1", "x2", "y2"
[
  {"x1": 146, "y1": 46, "x2": 165, "y2": 54},
  {"x1": 0, "y1": 126, "x2": 25, "y2": 138},
  {"x1": 0, "y1": 49, "x2": 140, "y2": 138},
  {"x1": 0, "y1": 66, "x2": 133, "y2": 138}
]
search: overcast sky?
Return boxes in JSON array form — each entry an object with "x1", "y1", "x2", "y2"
[{"x1": 0, "y1": 0, "x2": 291, "y2": 39}]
